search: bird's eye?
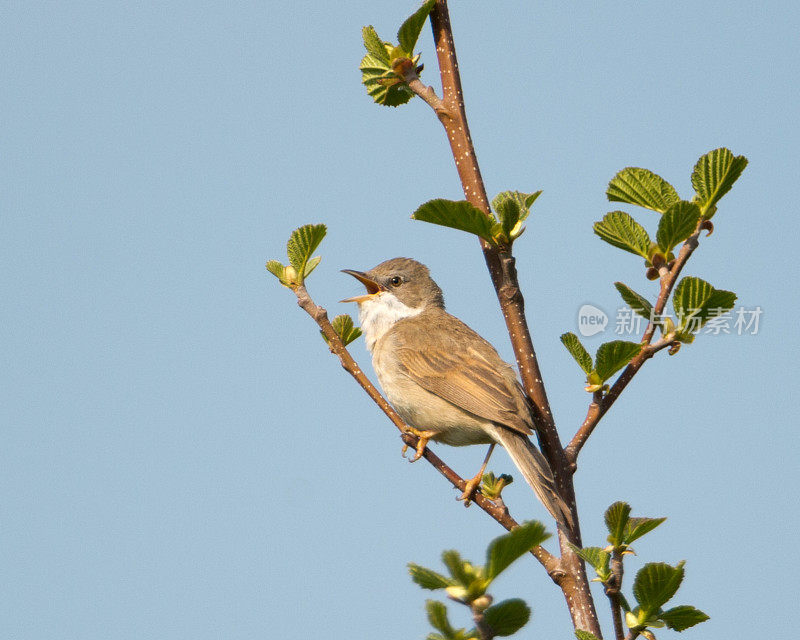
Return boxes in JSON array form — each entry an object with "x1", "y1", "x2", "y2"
[{"x1": 389, "y1": 276, "x2": 402, "y2": 287}]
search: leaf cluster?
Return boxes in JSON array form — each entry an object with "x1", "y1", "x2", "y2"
[
  {"x1": 321, "y1": 315, "x2": 363, "y2": 347},
  {"x1": 267, "y1": 224, "x2": 362, "y2": 346},
  {"x1": 596, "y1": 148, "x2": 746, "y2": 264},
  {"x1": 409, "y1": 522, "x2": 549, "y2": 639},
  {"x1": 360, "y1": 0, "x2": 435, "y2": 106},
  {"x1": 560, "y1": 333, "x2": 641, "y2": 392},
  {"x1": 574, "y1": 503, "x2": 708, "y2": 637},
  {"x1": 560, "y1": 149, "x2": 745, "y2": 389},
  {"x1": 411, "y1": 190, "x2": 541, "y2": 247},
  {"x1": 266, "y1": 223, "x2": 326, "y2": 289}
]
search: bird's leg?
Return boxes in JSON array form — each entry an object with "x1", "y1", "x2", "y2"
[
  {"x1": 401, "y1": 426, "x2": 438, "y2": 462},
  {"x1": 458, "y1": 444, "x2": 496, "y2": 505}
]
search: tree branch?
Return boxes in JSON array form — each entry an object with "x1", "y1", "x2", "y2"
[
  {"x1": 565, "y1": 226, "x2": 705, "y2": 465},
  {"x1": 418, "y1": 2, "x2": 601, "y2": 636},
  {"x1": 291, "y1": 283, "x2": 559, "y2": 577},
  {"x1": 424, "y1": 1, "x2": 564, "y2": 475}
]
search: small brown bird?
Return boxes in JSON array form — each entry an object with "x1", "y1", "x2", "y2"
[{"x1": 342, "y1": 257, "x2": 572, "y2": 527}]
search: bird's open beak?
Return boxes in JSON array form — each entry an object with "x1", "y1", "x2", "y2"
[{"x1": 340, "y1": 269, "x2": 384, "y2": 303}]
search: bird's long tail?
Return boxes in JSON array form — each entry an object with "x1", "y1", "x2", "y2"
[{"x1": 487, "y1": 425, "x2": 574, "y2": 529}]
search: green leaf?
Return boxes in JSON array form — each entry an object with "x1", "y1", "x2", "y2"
[
  {"x1": 266, "y1": 260, "x2": 285, "y2": 283},
  {"x1": 672, "y1": 277, "x2": 736, "y2": 334},
  {"x1": 660, "y1": 605, "x2": 709, "y2": 631},
  {"x1": 595, "y1": 341, "x2": 641, "y2": 382},
  {"x1": 625, "y1": 517, "x2": 666, "y2": 545},
  {"x1": 362, "y1": 25, "x2": 389, "y2": 63},
  {"x1": 426, "y1": 600, "x2": 455, "y2": 636},
  {"x1": 491, "y1": 190, "x2": 541, "y2": 240},
  {"x1": 412, "y1": 199, "x2": 496, "y2": 243},
  {"x1": 483, "y1": 599, "x2": 531, "y2": 637},
  {"x1": 691, "y1": 148, "x2": 748, "y2": 217},
  {"x1": 286, "y1": 224, "x2": 327, "y2": 278},
  {"x1": 632, "y1": 561, "x2": 685, "y2": 614},
  {"x1": 409, "y1": 563, "x2": 452, "y2": 590},
  {"x1": 360, "y1": 51, "x2": 414, "y2": 107},
  {"x1": 614, "y1": 282, "x2": 653, "y2": 320},
  {"x1": 397, "y1": 0, "x2": 435, "y2": 54},
  {"x1": 330, "y1": 314, "x2": 362, "y2": 346},
  {"x1": 572, "y1": 546, "x2": 610, "y2": 574},
  {"x1": 303, "y1": 255, "x2": 322, "y2": 278},
  {"x1": 441, "y1": 550, "x2": 476, "y2": 587},
  {"x1": 425, "y1": 634, "x2": 448, "y2": 640},
  {"x1": 700, "y1": 288, "x2": 737, "y2": 323},
  {"x1": 605, "y1": 501, "x2": 632, "y2": 547},
  {"x1": 575, "y1": 631, "x2": 603, "y2": 640},
  {"x1": 593, "y1": 211, "x2": 651, "y2": 257},
  {"x1": 485, "y1": 521, "x2": 550, "y2": 580},
  {"x1": 656, "y1": 201, "x2": 701, "y2": 253},
  {"x1": 672, "y1": 276, "x2": 713, "y2": 326},
  {"x1": 607, "y1": 167, "x2": 680, "y2": 214},
  {"x1": 560, "y1": 333, "x2": 593, "y2": 375}
]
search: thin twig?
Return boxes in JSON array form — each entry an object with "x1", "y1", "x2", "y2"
[
  {"x1": 605, "y1": 550, "x2": 625, "y2": 640},
  {"x1": 292, "y1": 284, "x2": 560, "y2": 576},
  {"x1": 566, "y1": 226, "x2": 704, "y2": 465}
]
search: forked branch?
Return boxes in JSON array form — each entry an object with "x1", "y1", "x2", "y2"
[{"x1": 566, "y1": 226, "x2": 705, "y2": 464}]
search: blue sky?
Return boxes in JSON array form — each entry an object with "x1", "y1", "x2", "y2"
[{"x1": 2, "y1": 2, "x2": 797, "y2": 639}]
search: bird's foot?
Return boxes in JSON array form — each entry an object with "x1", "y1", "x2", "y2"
[
  {"x1": 457, "y1": 472, "x2": 483, "y2": 507},
  {"x1": 401, "y1": 427, "x2": 437, "y2": 462}
]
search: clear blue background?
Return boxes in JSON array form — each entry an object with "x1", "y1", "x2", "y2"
[{"x1": 2, "y1": 2, "x2": 797, "y2": 639}]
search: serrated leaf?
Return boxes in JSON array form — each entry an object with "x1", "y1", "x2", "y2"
[
  {"x1": 266, "y1": 260, "x2": 285, "y2": 282},
  {"x1": 575, "y1": 631, "x2": 603, "y2": 640},
  {"x1": 607, "y1": 167, "x2": 680, "y2": 213},
  {"x1": 360, "y1": 52, "x2": 415, "y2": 107},
  {"x1": 656, "y1": 201, "x2": 701, "y2": 253},
  {"x1": 362, "y1": 25, "x2": 389, "y2": 63},
  {"x1": 409, "y1": 563, "x2": 452, "y2": 590},
  {"x1": 691, "y1": 148, "x2": 748, "y2": 217},
  {"x1": 595, "y1": 341, "x2": 641, "y2": 382},
  {"x1": 701, "y1": 288, "x2": 737, "y2": 320},
  {"x1": 673, "y1": 276, "x2": 713, "y2": 315},
  {"x1": 672, "y1": 277, "x2": 714, "y2": 333},
  {"x1": 605, "y1": 501, "x2": 632, "y2": 546},
  {"x1": 426, "y1": 600, "x2": 455, "y2": 636},
  {"x1": 672, "y1": 284, "x2": 736, "y2": 338},
  {"x1": 625, "y1": 517, "x2": 666, "y2": 545},
  {"x1": 330, "y1": 314, "x2": 362, "y2": 346},
  {"x1": 485, "y1": 521, "x2": 550, "y2": 580},
  {"x1": 441, "y1": 550, "x2": 474, "y2": 587},
  {"x1": 614, "y1": 282, "x2": 653, "y2": 320},
  {"x1": 660, "y1": 605, "x2": 709, "y2": 631},
  {"x1": 572, "y1": 546, "x2": 611, "y2": 574},
  {"x1": 593, "y1": 211, "x2": 651, "y2": 257},
  {"x1": 286, "y1": 224, "x2": 327, "y2": 280},
  {"x1": 633, "y1": 562, "x2": 685, "y2": 614},
  {"x1": 412, "y1": 199, "x2": 496, "y2": 243},
  {"x1": 560, "y1": 332, "x2": 593, "y2": 375},
  {"x1": 397, "y1": 0, "x2": 435, "y2": 54},
  {"x1": 484, "y1": 599, "x2": 531, "y2": 637}
]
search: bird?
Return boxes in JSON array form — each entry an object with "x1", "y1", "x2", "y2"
[{"x1": 341, "y1": 257, "x2": 572, "y2": 527}]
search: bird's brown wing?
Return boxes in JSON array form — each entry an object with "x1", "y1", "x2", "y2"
[{"x1": 394, "y1": 344, "x2": 533, "y2": 436}]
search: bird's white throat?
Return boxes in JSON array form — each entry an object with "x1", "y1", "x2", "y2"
[{"x1": 357, "y1": 293, "x2": 423, "y2": 352}]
